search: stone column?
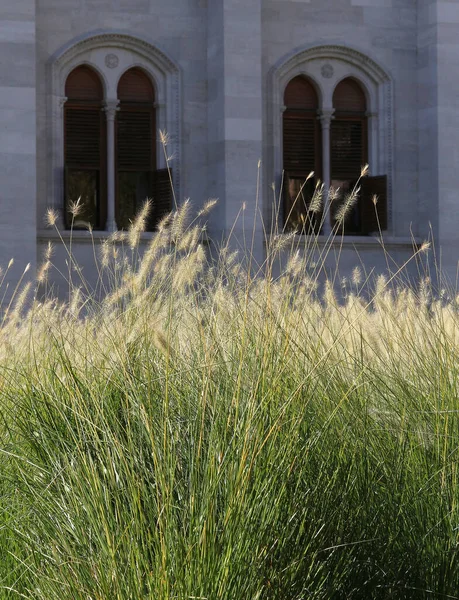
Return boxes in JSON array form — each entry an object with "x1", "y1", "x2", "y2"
[
  {"x1": 319, "y1": 109, "x2": 334, "y2": 235},
  {"x1": 104, "y1": 100, "x2": 119, "y2": 232},
  {"x1": 366, "y1": 111, "x2": 378, "y2": 174},
  {"x1": 207, "y1": 0, "x2": 263, "y2": 259}
]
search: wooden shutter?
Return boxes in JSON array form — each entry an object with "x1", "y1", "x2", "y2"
[
  {"x1": 65, "y1": 107, "x2": 102, "y2": 168},
  {"x1": 282, "y1": 76, "x2": 320, "y2": 231},
  {"x1": 65, "y1": 65, "x2": 103, "y2": 102},
  {"x1": 150, "y1": 168, "x2": 173, "y2": 228},
  {"x1": 283, "y1": 116, "x2": 316, "y2": 174},
  {"x1": 284, "y1": 76, "x2": 318, "y2": 110},
  {"x1": 64, "y1": 66, "x2": 105, "y2": 229},
  {"x1": 116, "y1": 68, "x2": 159, "y2": 230},
  {"x1": 118, "y1": 68, "x2": 155, "y2": 103},
  {"x1": 116, "y1": 110, "x2": 153, "y2": 171},
  {"x1": 330, "y1": 119, "x2": 366, "y2": 179},
  {"x1": 332, "y1": 78, "x2": 366, "y2": 114},
  {"x1": 361, "y1": 175, "x2": 388, "y2": 233},
  {"x1": 283, "y1": 76, "x2": 319, "y2": 176}
]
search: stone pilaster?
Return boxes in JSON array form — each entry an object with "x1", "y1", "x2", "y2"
[
  {"x1": 0, "y1": 0, "x2": 37, "y2": 291},
  {"x1": 207, "y1": 0, "x2": 263, "y2": 256}
]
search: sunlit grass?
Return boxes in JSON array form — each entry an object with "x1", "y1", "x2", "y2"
[{"x1": 0, "y1": 170, "x2": 458, "y2": 599}]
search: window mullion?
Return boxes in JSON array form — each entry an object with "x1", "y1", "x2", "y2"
[
  {"x1": 103, "y1": 99, "x2": 119, "y2": 232},
  {"x1": 318, "y1": 108, "x2": 335, "y2": 236}
]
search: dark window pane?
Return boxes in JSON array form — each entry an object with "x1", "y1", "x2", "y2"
[
  {"x1": 331, "y1": 178, "x2": 361, "y2": 234},
  {"x1": 284, "y1": 175, "x2": 320, "y2": 234},
  {"x1": 65, "y1": 169, "x2": 99, "y2": 229},
  {"x1": 117, "y1": 171, "x2": 152, "y2": 230}
]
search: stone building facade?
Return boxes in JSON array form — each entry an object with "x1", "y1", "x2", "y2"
[{"x1": 0, "y1": 0, "x2": 457, "y2": 295}]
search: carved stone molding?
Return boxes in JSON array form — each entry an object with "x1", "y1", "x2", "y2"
[{"x1": 105, "y1": 53, "x2": 119, "y2": 69}]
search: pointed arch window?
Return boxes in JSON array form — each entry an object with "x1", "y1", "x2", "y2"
[
  {"x1": 331, "y1": 78, "x2": 387, "y2": 234},
  {"x1": 282, "y1": 76, "x2": 321, "y2": 233},
  {"x1": 330, "y1": 78, "x2": 367, "y2": 233},
  {"x1": 116, "y1": 68, "x2": 170, "y2": 231},
  {"x1": 64, "y1": 66, "x2": 106, "y2": 229}
]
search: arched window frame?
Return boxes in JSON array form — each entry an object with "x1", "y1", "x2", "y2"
[
  {"x1": 282, "y1": 76, "x2": 322, "y2": 234},
  {"x1": 116, "y1": 67, "x2": 157, "y2": 231},
  {"x1": 47, "y1": 32, "x2": 181, "y2": 231},
  {"x1": 64, "y1": 65, "x2": 106, "y2": 230},
  {"x1": 268, "y1": 45, "x2": 393, "y2": 235}
]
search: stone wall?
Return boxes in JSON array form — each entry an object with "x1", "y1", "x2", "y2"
[{"x1": 0, "y1": 0, "x2": 36, "y2": 294}]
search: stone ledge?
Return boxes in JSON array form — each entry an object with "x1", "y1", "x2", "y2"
[{"x1": 265, "y1": 234, "x2": 424, "y2": 251}]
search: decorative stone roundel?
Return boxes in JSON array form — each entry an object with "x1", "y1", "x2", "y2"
[
  {"x1": 105, "y1": 53, "x2": 119, "y2": 69},
  {"x1": 321, "y1": 63, "x2": 334, "y2": 79}
]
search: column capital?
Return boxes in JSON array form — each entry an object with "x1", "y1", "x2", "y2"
[
  {"x1": 318, "y1": 108, "x2": 335, "y2": 128},
  {"x1": 58, "y1": 96, "x2": 68, "y2": 109},
  {"x1": 281, "y1": 105, "x2": 287, "y2": 113},
  {"x1": 103, "y1": 99, "x2": 120, "y2": 121}
]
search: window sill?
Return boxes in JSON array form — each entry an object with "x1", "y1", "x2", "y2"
[
  {"x1": 37, "y1": 229, "x2": 210, "y2": 245},
  {"x1": 265, "y1": 234, "x2": 424, "y2": 251}
]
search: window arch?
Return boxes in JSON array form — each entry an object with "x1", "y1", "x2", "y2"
[
  {"x1": 330, "y1": 78, "x2": 368, "y2": 233},
  {"x1": 116, "y1": 68, "x2": 157, "y2": 230},
  {"x1": 64, "y1": 66, "x2": 106, "y2": 229},
  {"x1": 283, "y1": 76, "x2": 321, "y2": 233},
  {"x1": 270, "y1": 45, "x2": 392, "y2": 236},
  {"x1": 49, "y1": 32, "x2": 181, "y2": 232}
]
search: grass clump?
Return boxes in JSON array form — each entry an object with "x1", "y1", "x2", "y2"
[{"x1": 0, "y1": 186, "x2": 458, "y2": 599}]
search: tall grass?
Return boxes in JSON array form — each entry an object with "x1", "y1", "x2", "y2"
[{"x1": 1, "y1": 180, "x2": 459, "y2": 599}]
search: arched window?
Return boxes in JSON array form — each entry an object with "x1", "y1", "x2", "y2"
[
  {"x1": 116, "y1": 68, "x2": 158, "y2": 231},
  {"x1": 283, "y1": 76, "x2": 321, "y2": 233},
  {"x1": 64, "y1": 66, "x2": 106, "y2": 229},
  {"x1": 330, "y1": 78, "x2": 387, "y2": 234}
]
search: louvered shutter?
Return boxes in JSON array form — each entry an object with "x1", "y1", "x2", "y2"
[
  {"x1": 149, "y1": 169, "x2": 173, "y2": 229},
  {"x1": 65, "y1": 107, "x2": 102, "y2": 169},
  {"x1": 283, "y1": 114, "x2": 316, "y2": 174},
  {"x1": 64, "y1": 66, "x2": 105, "y2": 229},
  {"x1": 330, "y1": 120, "x2": 365, "y2": 179},
  {"x1": 282, "y1": 76, "x2": 320, "y2": 232},
  {"x1": 361, "y1": 175, "x2": 388, "y2": 233},
  {"x1": 116, "y1": 110, "x2": 153, "y2": 171}
]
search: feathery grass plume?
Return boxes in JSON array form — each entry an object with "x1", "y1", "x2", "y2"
[
  {"x1": 45, "y1": 241, "x2": 54, "y2": 261},
  {"x1": 10, "y1": 281, "x2": 32, "y2": 321},
  {"x1": 419, "y1": 276, "x2": 432, "y2": 306},
  {"x1": 159, "y1": 129, "x2": 170, "y2": 147},
  {"x1": 127, "y1": 199, "x2": 151, "y2": 249},
  {"x1": 285, "y1": 250, "x2": 302, "y2": 278},
  {"x1": 68, "y1": 198, "x2": 83, "y2": 218},
  {"x1": 352, "y1": 266, "x2": 362, "y2": 287},
  {"x1": 69, "y1": 286, "x2": 82, "y2": 317},
  {"x1": 172, "y1": 244, "x2": 206, "y2": 291},
  {"x1": 171, "y1": 199, "x2": 191, "y2": 241},
  {"x1": 100, "y1": 238, "x2": 111, "y2": 268},
  {"x1": 157, "y1": 210, "x2": 173, "y2": 232},
  {"x1": 197, "y1": 198, "x2": 218, "y2": 217},
  {"x1": 177, "y1": 226, "x2": 200, "y2": 253},
  {"x1": 334, "y1": 187, "x2": 360, "y2": 225},
  {"x1": 45, "y1": 208, "x2": 58, "y2": 227},
  {"x1": 309, "y1": 181, "x2": 324, "y2": 214},
  {"x1": 361, "y1": 163, "x2": 369, "y2": 178},
  {"x1": 37, "y1": 260, "x2": 51, "y2": 284},
  {"x1": 420, "y1": 240, "x2": 431, "y2": 253}
]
